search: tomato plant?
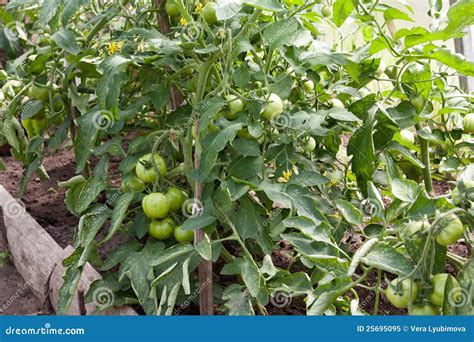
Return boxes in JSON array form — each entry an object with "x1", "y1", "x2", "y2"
[
  {"x1": 1, "y1": 0, "x2": 473, "y2": 316},
  {"x1": 385, "y1": 278, "x2": 419, "y2": 309}
]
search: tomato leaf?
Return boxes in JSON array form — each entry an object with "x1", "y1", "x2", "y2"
[
  {"x1": 391, "y1": 178, "x2": 420, "y2": 203},
  {"x1": 52, "y1": 29, "x2": 81, "y2": 54},
  {"x1": 335, "y1": 199, "x2": 363, "y2": 226},
  {"x1": 332, "y1": 0, "x2": 356, "y2": 27},
  {"x1": 361, "y1": 242, "x2": 416, "y2": 276},
  {"x1": 101, "y1": 192, "x2": 134, "y2": 243},
  {"x1": 241, "y1": 257, "x2": 261, "y2": 298}
]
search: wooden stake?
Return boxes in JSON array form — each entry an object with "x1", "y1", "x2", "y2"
[{"x1": 193, "y1": 120, "x2": 214, "y2": 315}]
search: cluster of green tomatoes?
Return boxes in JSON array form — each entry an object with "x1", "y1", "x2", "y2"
[
  {"x1": 123, "y1": 153, "x2": 194, "y2": 243},
  {"x1": 384, "y1": 215, "x2": 466, "y2": 315}
]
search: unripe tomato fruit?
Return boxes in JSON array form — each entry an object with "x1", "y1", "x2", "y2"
[
  {"x1": 121, "y1": 177, "x2": 146, "y2": 193},
  {"x1": 202, "y1": 2, "x2": 217, "y2": 25},
  {"x1": 165, "y1": 187, "x2": 187, "y2": 212},
  {"x1": 330, "y1": 98, "x2": 344, "y2": 109},
  {"x1": 225, "y1": 94, "x2": 244, "y2": 120},
  {"x1": 149, "y1": 217, "x2": 176, "y2": 240},
  {"x1": 429, "y1": 273, "x2": 461, "y2": 307},
  {"x1": 261, "y1": 93, "x2": 284, "y2": 120},
  {"x1": 321, "y1": 5, "x2": 332, "y2": 17},
  {"x1": 303, "y1": 79, "x2": 314, "y2": 93},
  {"x1": 462, "y1": 113, "x2": 474, "y2": 133},
  {"x1": 174, "y1": 226, "x2": 194, "y2": 243},
  {"x1": 435, "y1": 215, "x2": 464, "y2": 246},
  {"x1": 400, "y1": 129, "x2": 415, "y2": 145},
  {"x1": 409, "y1": 304, "x2": 439, "y2": 316},
  {"x1": 31, "y1": 118, "x2": 47, "y2": 131},
  {"x1": 135, "y1": 153, "x2": 167, "y2": 184},
  {"x1": 165, "y1": 0, "x2": 180, "y2": 17},
  {"x1": 303, "y1": 137, "x2": 316, "y2": 152},
  {"x1": 399, "y1": 220, "x2": 428, "y2": 241},
  {"x1": 142, "y1": 193, "x2": 170, "y2": 219},
  {"x1": 28, "y1": 85, "x2": 49, "y2": 102},
  {"x1": 385, "y1": 278, "x2": 419, "y2": 308}
]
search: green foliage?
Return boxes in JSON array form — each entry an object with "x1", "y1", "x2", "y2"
[{"x1": 1, "y1": 0, "x2": 473, "y2": 316}]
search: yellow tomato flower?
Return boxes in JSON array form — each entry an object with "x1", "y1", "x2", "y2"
[
  {"x1": 278, "y1": 170, "x2": 293, "y2": 183},
  {"x1": 195, "y1": 2, "x2": 203, "y2": 14},
  {"x1": 180, "y1": 17, "x2": 188, "y2": 26},
  {"x1": 107, "y1": 41, "x2": 123, "y2": 55}
]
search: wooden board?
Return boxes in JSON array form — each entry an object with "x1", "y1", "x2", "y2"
[{"x1": 0, "y1": 185, "x2": 137, "y2": 315}]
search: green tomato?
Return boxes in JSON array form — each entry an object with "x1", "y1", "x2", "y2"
[
  {"x1": 237, "y1": 128, "x2": 263, "y2": 142},
  {"x1": 409, "y1": 304, "x2": 439, "y2": 316},
  {"x1": 261, "y1": 93, "x2": 284, "y2": 120},
  {"x1": 142, "y1": 193, "x2": 170, "y2": 219},
  {"x1": 165, "y1": 187, "x2": 187, "y2": 212},
  {"x1": 174, "y1": 226, "x2": 194, "y2": 243},
  {"x1": 27, "y1": 85, "x2": 49, "y2": 102},
  {"x1": 435, "y1": 215, "x2": 464, "y2": 246},
  {"x1": 225, "y1": 94, "x2": 244, "y2": 120},
  {"x1": 303, "y1": 137, "x2": 316, "y2": 152},
  {"x1": 429, "y1": 273, "x2": 461, "y2": 307},
  {"x1": 330, "y1": 98, "x2": 344, "y2": 109},
  {"x1": 202, "y1": 2, "x2": 217, "y2": 25},
  {"x1": 31, "y1": 118, "x2": 47, "y2": 132},
  {"x1": 399, "y1": 220, "x2": 428, "y2": 241},
  {"x1": 462, "y1": 113, "x2": 474, "y2": 133},
  {"x1": 321, "y1": 5, "x2": 332, "y2": 17},
  {"x1": 399, "y1": 129, "x2": 415, "y2": 145},
  {"x1": 135, "y1": 153, "x2": 167, "y2": 184},
  {"x1": 165, "y1": 0, "x2": 180, "y2": 17},
  {"x1": 385, "y1": 278, "x2": 419, "y2": 308},
  {"x1": 149, "y1": 217, "x2": 176, "y2": 240},
  {"x1": 303, "y1": 79, "x2": 314, "y2": 93},
  {"x1": 121, "y1": 177, "x2": 146, "y2": 193}
]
